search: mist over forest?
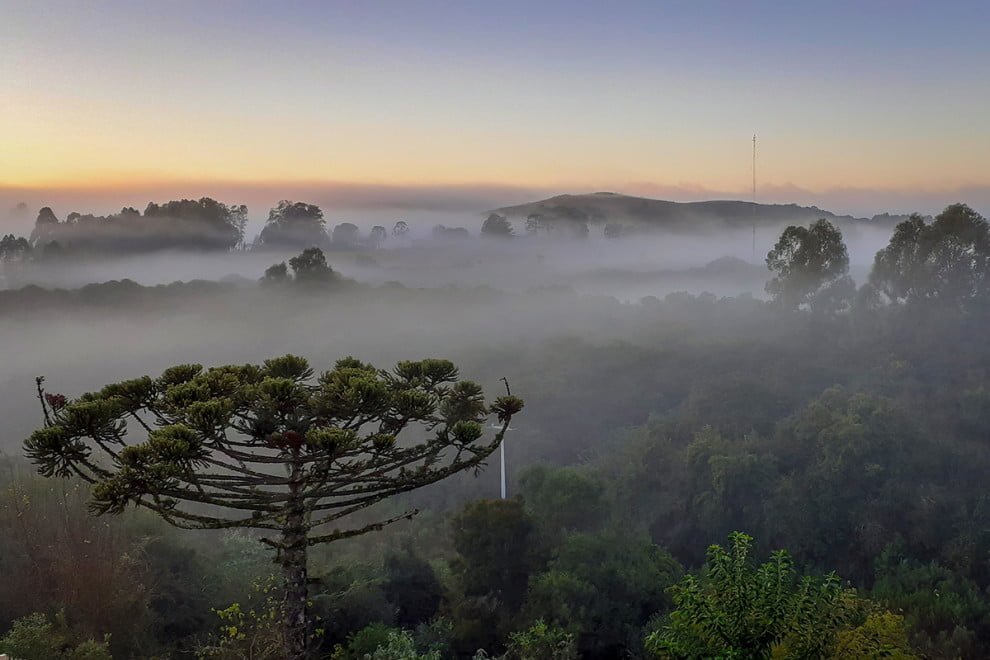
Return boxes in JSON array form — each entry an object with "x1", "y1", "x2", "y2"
[{"x1": 3, "y1": 188, "x2": 990, "y2": 660}]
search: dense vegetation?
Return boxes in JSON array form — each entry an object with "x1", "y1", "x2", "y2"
[{"x1": 2, "y1": 203, "x2": 990, "y2": 658}]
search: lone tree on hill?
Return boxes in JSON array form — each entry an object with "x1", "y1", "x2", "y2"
[
  {"x1": 26, "y1": 356, "x2": 523, "y2": 660},
  {"x1": 288, "y1": 247, "x2": 335, "y2": 284},
  {"x1": 481, "y1": 213, "x2": 514, "y2": 238}
]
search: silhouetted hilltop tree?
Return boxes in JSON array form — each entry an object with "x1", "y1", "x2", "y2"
[
  {"x1": 30, "y1": 207, "x2": 60, "y2": 246},
  {"x1": 331, "y1": 222, "x2": 361, "y2": 249},
  {"x1": 26, "y1": 199, "x2": 245, "y2": 253},
  {"x1": 261, "y1": 261, "x2": 290, "y2": 285},
  {"x1": 0, "y1": 235, "x2": 31, "y2": 262},
  {"x1": 481, "y1": 213, "x2": 513, "y2": 238},
  {"x1": 392, "y1": 221, "x2": 409, "y2": 239},
  {"x1": 368, "y1": 225, "x2": 387, "y2": 249},
  {"x1": 522, "y1": 211, "x2": 589, "y2": 240},
  {"x1": 869, "y1": 204, "x2": 990, "y2": 310},
  {"x1": 432, "y1": 225, "x2": 471, "y2": 240},
  {"x1": 525, "y1": 213, "x2": 548, "y2": 236},
  {"x1": 257, "y1": 201, "x2": 328, "y2": 249},
  {"x1": 0, "y1": 235, "x2": 32, "y2": 288}
]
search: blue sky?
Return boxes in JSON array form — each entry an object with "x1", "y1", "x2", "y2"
[{"x1": 2, "y1": 0, "x2": 989, "y2": 218}]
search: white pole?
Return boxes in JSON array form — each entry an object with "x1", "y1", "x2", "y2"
[{"x1": 500, "y1": 439, "x2": 506, "y2": 499}]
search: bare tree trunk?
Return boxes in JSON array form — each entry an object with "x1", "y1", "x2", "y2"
[{"x1": 281, "y1": 457, "x2": 309, "y2": 660}]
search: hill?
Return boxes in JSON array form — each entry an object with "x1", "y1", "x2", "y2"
[{"x1": 491, "y1": 192, "x2": 890, "y2": 233}]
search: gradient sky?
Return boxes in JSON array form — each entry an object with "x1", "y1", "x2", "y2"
[{"x1": 2, "y1": 0, "x2": 989, "y2": 217}]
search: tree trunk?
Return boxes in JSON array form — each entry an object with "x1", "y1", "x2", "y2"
[{"x1": 282, "y1": 458, "x2": 309, "y2": 660}]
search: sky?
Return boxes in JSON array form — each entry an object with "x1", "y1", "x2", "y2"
[{"x1": 2, "y1": 0, "x2": 989, "y2": 223}]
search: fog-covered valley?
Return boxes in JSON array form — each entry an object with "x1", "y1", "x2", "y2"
[{"x1": 5, "y1": 194, "x2": 990, "y2": 659}]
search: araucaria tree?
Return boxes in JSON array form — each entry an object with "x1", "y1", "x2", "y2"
[{"x1": 26, "y1": 355, "x2": 523, "y2": 660}]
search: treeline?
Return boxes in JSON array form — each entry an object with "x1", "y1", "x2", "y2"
[
  {"x1": 3, "y1": 200, "x2": 406, "y2": 259},
  {"x1": 2, "y1": 199, "x2": 483, "y2": 261},
  {"x1": 0, "y1": 459, "x2": 917, "y2": 659},
  {"x1": 4, "y1": 192, "x2": 919, "y2": 264}
]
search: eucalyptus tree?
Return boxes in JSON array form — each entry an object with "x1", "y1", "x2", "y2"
[
  {"x1": 766, "y1": 219, "x2": 853, "y2": 313},
  {"x1": 26, "y1": 355, "x2": 523, "y2": 659},
  {"x1": 870, "y1": 203, "x2": 990, "y2": 309}
]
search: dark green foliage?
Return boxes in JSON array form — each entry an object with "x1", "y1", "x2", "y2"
[
  {"x1": 870, "y1": 204, "x2": 990, "y2": 309},
  {"x1": 871, "y1": 546, "x2": 986, "y2": 658},
  {"x1": 339, "y1": 622, "x2": 397, "y2": 658},
  {"x1": 518, "y1": 465, "x2": 608, "y2": 535},
  {"x1": 449, "y1": 499, "x2": 545, "y2": 654},
  {"x1": 451, "y1": 499, "x2": 543, "y2": 611},
  {"x1": 646, "y1": 532, "x2": 886, "y2": 659},
  {"x1": 504, "y1": 620, "x2": 577, "y2": 659},
  {"x1": 0, "y1": 612, "x2": 111, "y2": 660},
  {"x1": 524, "y1": 530, "x2": 682, "y2": 657},
  {"x1": 766, "y1": 218, "x2": 853, "y2": 312},
  {"x1": 383, "y1": 547, "x2": 444, "y2": 627}
]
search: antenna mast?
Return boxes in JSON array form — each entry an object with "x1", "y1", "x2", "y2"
[{"x1": 752, "y1": 133, "x2": 757, "y2": 263}]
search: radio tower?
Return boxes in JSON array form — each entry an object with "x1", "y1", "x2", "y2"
[{"x1": 752, "y1": 133, "x2": 757, "y2": 263}]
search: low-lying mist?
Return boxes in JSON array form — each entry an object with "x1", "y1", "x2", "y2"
[
  {"x1": 0, "y1": 218, "x2": 896, "y2": 457},
  {"x1": 1, "y1": 221, "x2": 893, "y2": 298}
]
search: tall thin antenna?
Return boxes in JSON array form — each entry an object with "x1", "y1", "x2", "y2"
[{"x1": 752, "y1": 133, "x2": 757, "y2": 263}]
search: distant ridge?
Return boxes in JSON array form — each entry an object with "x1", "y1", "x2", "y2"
[{"x1": 490, "y1": 192, "x2": 900, "y2": 232}]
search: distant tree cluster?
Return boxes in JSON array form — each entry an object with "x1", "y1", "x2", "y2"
[
  {"x1": 29, "y1": 198, "x2": 248, "y2": 254},
  {"x1": 261, "y1": 247, "x2": 338, "y2": 287},
  {"x1": 433, "y1": 225, "x2": 472, "y2": 240},
  {"x1": 868, "y1": 203, "x2": 990, "y2": 309},
  {"x1": 0, "y1": 234, "x2": 31, "y2": 262},
  {"x1": 14, "y1": 197, "x2": 408, "y2": 259}
]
